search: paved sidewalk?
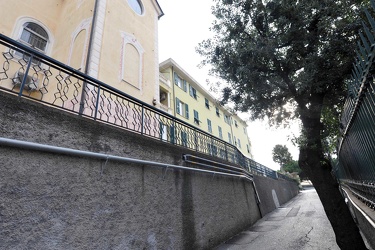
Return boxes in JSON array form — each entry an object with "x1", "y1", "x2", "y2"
[{"x1": 215, "y1": 187, "x2": 339, "y2": 250}]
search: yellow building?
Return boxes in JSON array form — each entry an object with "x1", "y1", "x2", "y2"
[
  {"x1": 159, "y1": 58, "x2": 253, "y2": 159},
  {"x1": 0, "y1": 0, "x2": 163, "y2": 106}
]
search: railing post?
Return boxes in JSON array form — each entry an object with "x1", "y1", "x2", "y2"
[
  {"x1": 195, "y1": 130, "x2": 198, "y2": 151},
  {"x1": 78, "y1": 81, "x2": 87, "y2": 115},
  {"x1": 93, "y1": 85, "x2": 101, "y2": 120},
  {"x1": 18, "y1": 54, "x2": 33, "y2": 97},
  {"x1": 224, "y1": 143, "x2": 228, "y2": 161},
  {"x1": 141, "y1": 104, "x2": 144, "y2": 135}
]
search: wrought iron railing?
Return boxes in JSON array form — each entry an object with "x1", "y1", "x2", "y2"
[
  {"x1": 0, "y1": 33, "x2": 293, "y2": 182},
  {"x1": 337, "y1": 2, "x2": 375, "y2": 211}
]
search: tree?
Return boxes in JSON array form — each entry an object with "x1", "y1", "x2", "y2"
[
  {"x1": 283, "y1": 160, "x2": 301, "y2": 174},
  {"x1": 197, "y1": 0, "x2": 368, "y2": 249},
  {"x1": 272, "y1": 144, "x2": 292, "y2": 168}
]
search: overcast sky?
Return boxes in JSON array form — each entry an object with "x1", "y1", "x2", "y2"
[{"x1": 157, "y1": 0, "x2": 300, "y2": 170}]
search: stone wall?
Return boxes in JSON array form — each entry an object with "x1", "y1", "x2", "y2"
[
  {"x1": 0, "y1": 91, "x2": 298, "y2": 249},
  {"x1": 254, "y1": 175, "x2": 300, "y2": 216}
]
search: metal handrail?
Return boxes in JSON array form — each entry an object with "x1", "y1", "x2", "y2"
[
  {"x1": 0, "y1": 33, "x2": 294, "y2": 182},
  {"x1": 0, "y1": 137, "x2": 250, "y2": 181}
]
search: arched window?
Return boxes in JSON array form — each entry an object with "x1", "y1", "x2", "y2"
[
  {"x1": 127, "y1": 0, "x2": 143, "y2": 15},
  {"x1": 19, "y1": 22, "x2": 49, "y2": 53},
  {"x1": 14, "y1": 20, "x2": 51, "y2": 65}
]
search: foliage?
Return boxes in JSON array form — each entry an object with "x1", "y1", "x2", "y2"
[
  {"x1": 283, "y1": 160, "x2": 302, "y2": 174},
  {"x1": 197, "y1": 0, "x2": 364, "y2": 128},
  {"x1": 272, "y1": 144, "x2": 292, "y2": 168}
]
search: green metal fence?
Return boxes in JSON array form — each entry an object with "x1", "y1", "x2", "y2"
[{"x1": 337, "y1": 1, "x2": 375, "y2": 211}]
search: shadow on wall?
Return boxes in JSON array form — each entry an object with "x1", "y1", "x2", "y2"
[{"x1": 254, "y1": 175, "x2": 299, "y2": 216}]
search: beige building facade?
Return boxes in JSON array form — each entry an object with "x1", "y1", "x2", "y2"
[
  {"x1": 159, "y1": 58, "x2": 253, "y2": 159},
  {"x1": 0, "y1": 0, "x2": 163, "y2": 105}
]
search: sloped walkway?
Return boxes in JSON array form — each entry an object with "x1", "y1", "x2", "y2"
[{"x1": 215, "y1": 187, "x2": 339, "y2": 250}]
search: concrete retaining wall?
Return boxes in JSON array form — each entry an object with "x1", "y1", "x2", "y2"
[
  {"x1": 254, "y1": 175, "x2": 300, "y2": 216},
  {"x1": 0, "y1": 91, "x2": 298, "y2": 249}
]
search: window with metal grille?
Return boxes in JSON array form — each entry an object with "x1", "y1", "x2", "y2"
[
  {"x1": 21, "y1": 23, "x2": 48, "y2": 51},
  {"x1": 16, "y1": 22, "x2": 49, "y2": 64}
]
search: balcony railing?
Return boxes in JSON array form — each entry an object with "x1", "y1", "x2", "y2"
[{"x1": 0, "y1": 33, "x2": 293, "y2": 182}]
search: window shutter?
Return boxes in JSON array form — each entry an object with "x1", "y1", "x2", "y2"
[
  {"x1": 185, "y1": 104, "x2": 189, "y2": 119},
  {"x1": 174, "y1": 72, "x2": 178, "y2": 86},
  {"x1": 183, "y1": 80, "x2": 187, "y2": 92},
  {"x1": 170, "y1": 125, "x2": 175, "y2": 144},
  {"x1": 176, "y1": 97, "x2": 180, "y2": 114}
]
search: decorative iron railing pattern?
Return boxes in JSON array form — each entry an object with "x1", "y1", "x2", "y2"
[
  {"x1": 0, "y1": 33, "x2": 293, "y2": 182},
  {"x1": 337, "y1": 1, "x2": 375, "y2": 211}
]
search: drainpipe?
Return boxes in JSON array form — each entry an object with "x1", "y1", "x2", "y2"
[
  {"x1": 79, "y1": 0, "x2": 99, "y2": 115},
  {"x1": 171, "y1": 66, "x2": 176, "y2": 117},
  {"x1": 229, "y1": 113, "x2": 235, "y2": 145}
]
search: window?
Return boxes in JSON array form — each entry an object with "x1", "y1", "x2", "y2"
[
  {"x1": 219, "y1": 148, "x2": 226, "y2": 159},
  {"x1": 174, "y1": 73, "x2": 187, "y2": 91},
  {"x1": 176, "y1": 97, "x2": 189, "y2": 119},
  {"x1": 208, "y1": 143, "x2": 217, "y2": 156},
  {"x1": 205, "y1": 98, "x2": 210, "y2": 109},
  {"x1": 189, "y1": 85, "x2": 197, "y2": 99},
  {"x1": 238, "y1": 139, "x2": 241, "y2": 148},
  {"x1": 207, "y1": 119, "x2": 212, "y2": 133},
  {"x1": 218, "y1": 126, "x2": 223, "y2": 139},
  {"x1": 228, "y1": 133, "x2": 232, "y2": 144},
  {"x1": 234, "y1": 136, "x2": 237, "y2": 145},
  {"x1": 128, "y1": 0, "x2": 143, "y2": 15},
  {"x1": 160, "y1": 123, "x2": 168, "y2": 141},
  {"x1": 247, "y1": 144, "x2": 250, "y2": 153},
  {"x1": 17, "y1": 22, "x2": 49, "y2": 64},
  {"x1": 234, "y1": 120, "x2": 238, "y2": 127},
  {"x1": 224, "y1": 114, "x2": 230, "y2": 124},
  {"x1": 181, "y1": 131, "x2": 188, "y2": 147},
  {"x1": 244, "y1": 127, "x2": 247, "y2": 134},
  {"x1": 194, "y1": 110, "x2": 200, "y2": 125},
  {"x1": 216, "y1": 107, "x2": 220, "y2": 117},
  {"x1": 170, "y1": 125, "x2": 175, "y2": 144}
]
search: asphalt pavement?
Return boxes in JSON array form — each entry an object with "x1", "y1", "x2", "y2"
[{"x1": 215, "y1": 187, "x2": 339, "y2": 250}]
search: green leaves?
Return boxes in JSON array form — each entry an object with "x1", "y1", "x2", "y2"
[
  {"x1": 197, "y1": 0, "x2": 363, "y2": 129},
  {"x1": 272, "y1": 144, "x2": 293, "y2": 168}
]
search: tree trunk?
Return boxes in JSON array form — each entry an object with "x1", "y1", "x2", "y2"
[{"x1": 299, "y1": 115, "x2": 367, "y2": 250}]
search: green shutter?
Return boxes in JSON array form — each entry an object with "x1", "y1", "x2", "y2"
[
  {"x1": 183, "y1": 80, "x2": 187, "y2": 92},
  {"x1": 174, "y1": 72, "x2": 178, "y2": 86},
  {"x1": 176, "y1": 97, "x2": 180, "y2": 114},
  {"x1": 185, "y1": 104, "x2": 189, "y2": 119},
  {"x1": 170, "y1": 125, "x2": 175, "y2": 144}
]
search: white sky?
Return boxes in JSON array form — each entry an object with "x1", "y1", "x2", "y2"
[{"x1": 157, "y1": 0, "x2": 300, "y2": 170}]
